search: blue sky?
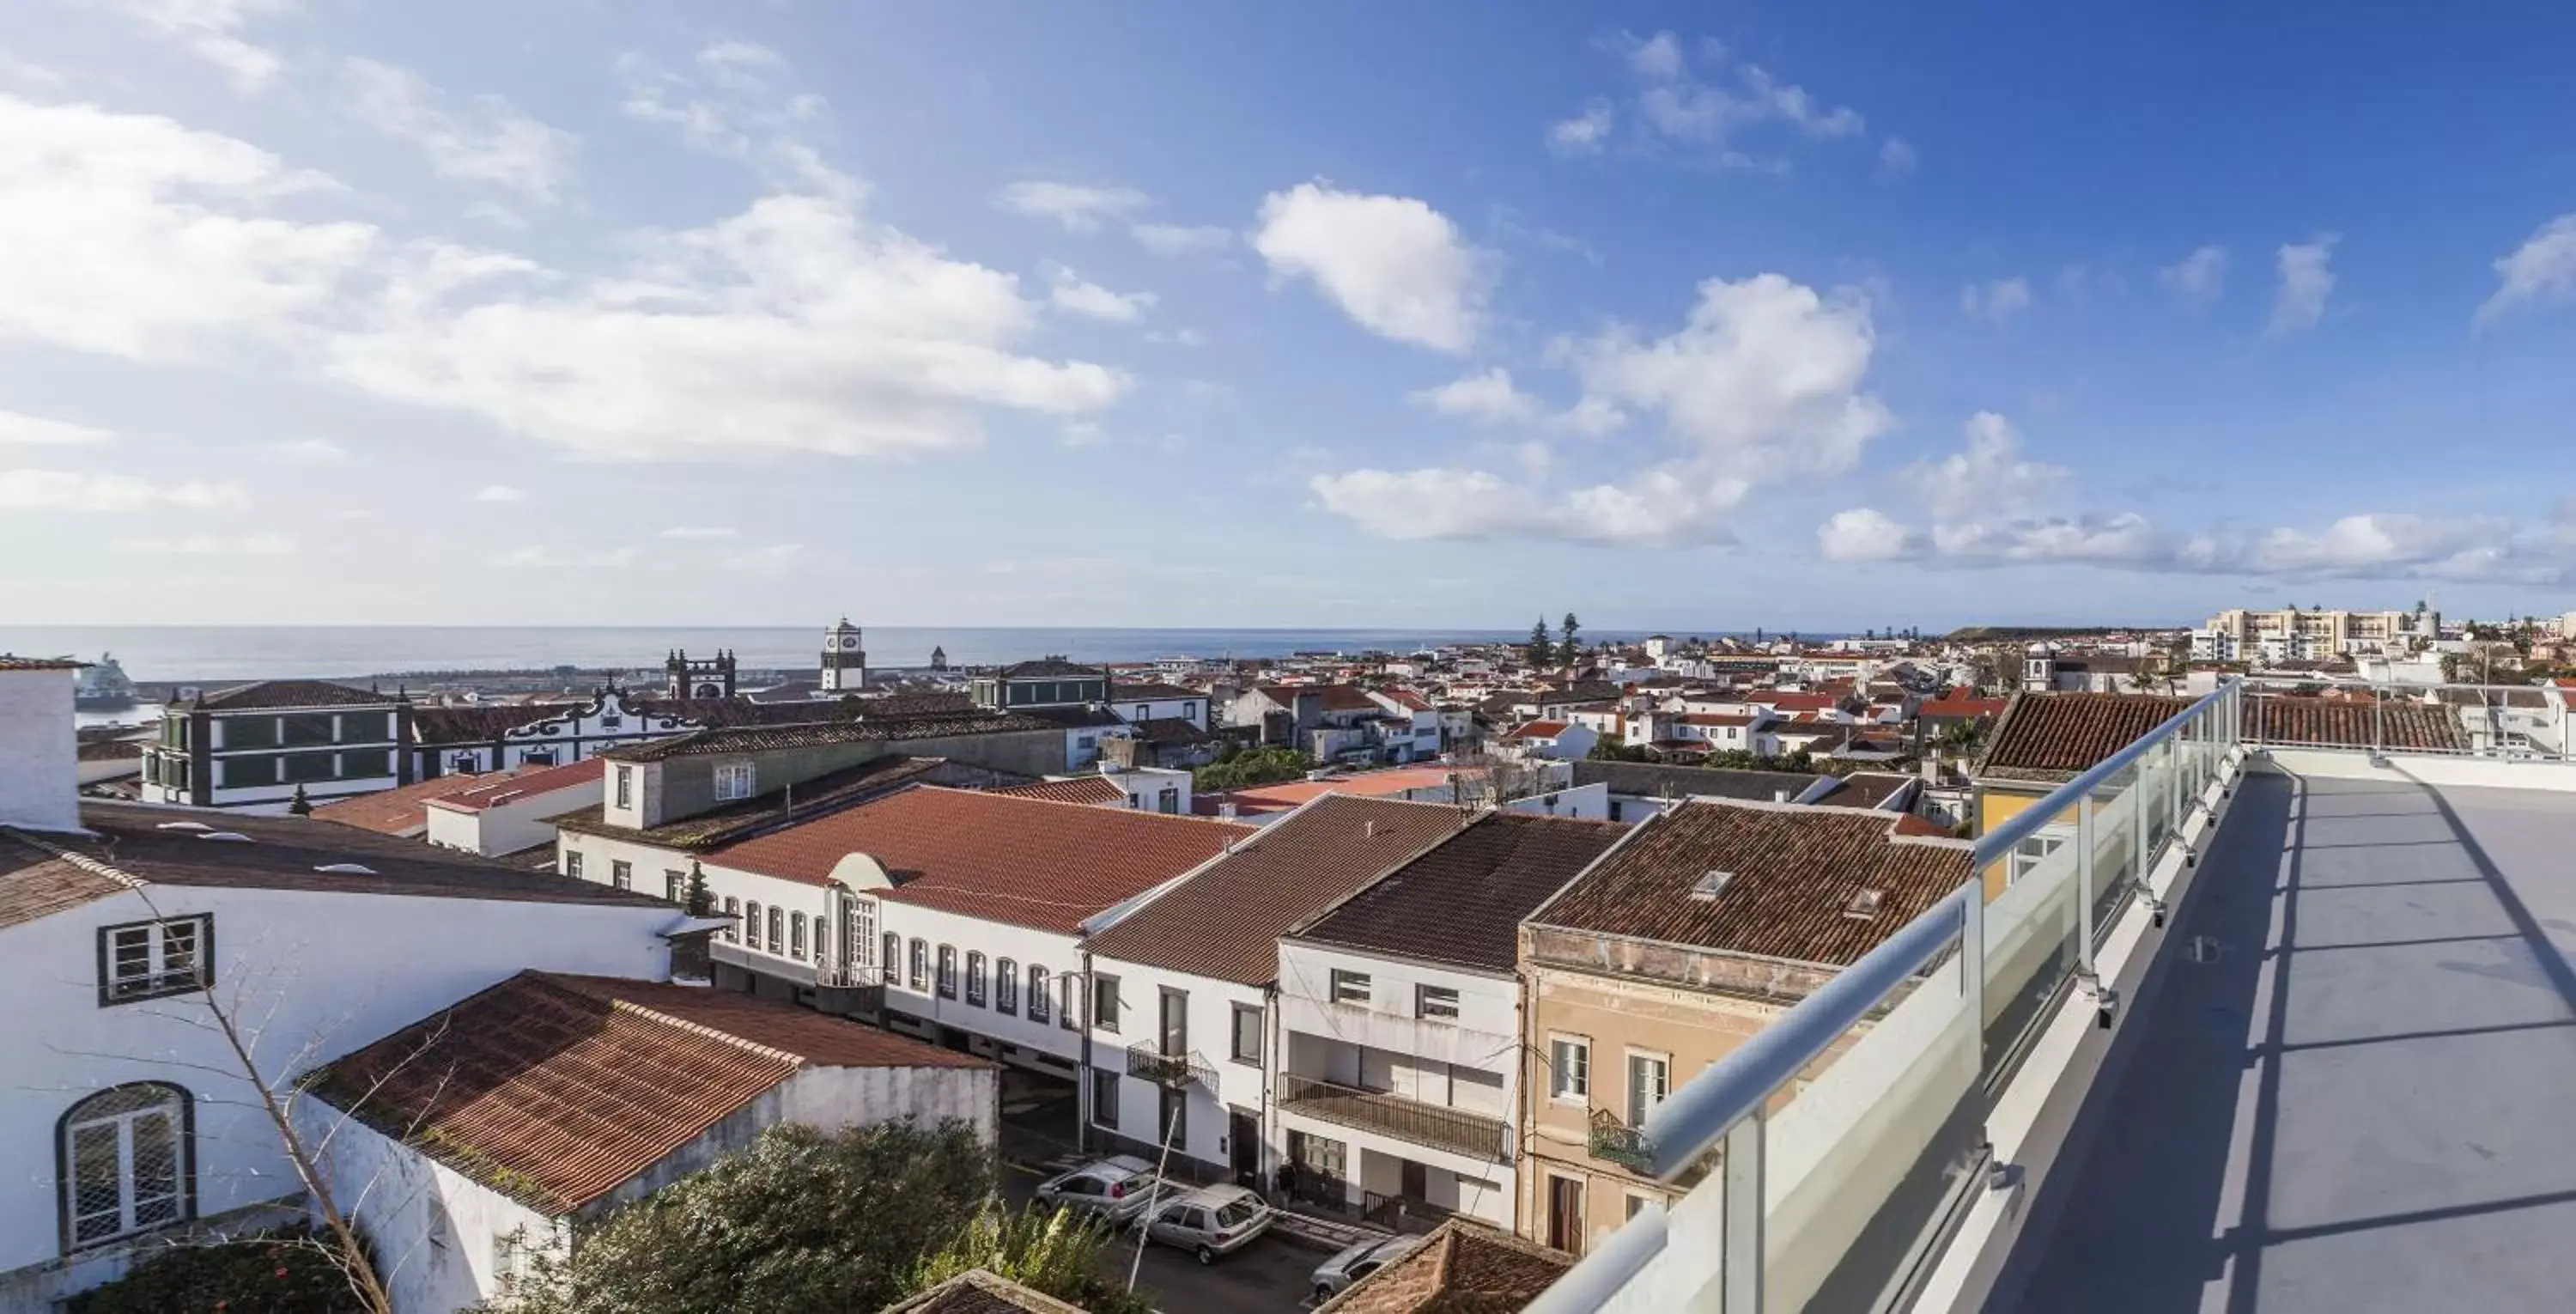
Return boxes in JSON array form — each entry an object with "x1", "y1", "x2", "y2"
[{"x1": 3, "y1": 1, "x2": 2574, "y2": 630}]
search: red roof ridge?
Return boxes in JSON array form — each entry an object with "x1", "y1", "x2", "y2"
[
  {"x1": 909, "y1": 782, "x2": 1253, "y2": 832},
  {"x1": 560, "y1": 981, "x2": 814, "y2": 1068}
]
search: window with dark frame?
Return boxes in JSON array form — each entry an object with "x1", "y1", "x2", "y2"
[
  {"x1": 995, "y1": 958, "x2": 1018, "y2": 1014},
  {"x1": 791, "y1": 913, "x2": 808, "y2": 961},
  {"x1": 1158, "y1": 1086, "x2": 1186, "y2": 1149},
  {"x1": 883, "y1": 933, "x2": 902, "y2": 983},
  {"x1": 1028, "y1": 966, "x2": 1052, "y2": 1024},
  {"x1": 610, "y1": 860, "x2": 632, "y2": 891},
  {"x1": 1330, "y1": 969, "x2": 1371, "y2": 1006},
  {"x1": 99, "y1": 916, "x2": 211, "y2": 1006},
  {"x1": 1091, "y1": 1068, "x2": 1121, "y2": 1130},
  {"x1": 1092, "y1": 975, "x2": 1121, "y2": 1034},
  {"x1": 722, "y1": 897, "x2": 739, "y2": 942},
  {"x1": 614, "y1": 765, "x2": 633, "y2": 808},
  {"x1": 1060, "y1": 972, "x2": 1082, "y2": 1031},
  {"x1": 664, "y1": 870, "x2": 684, "y2": 903},
  {"x1": 766, "y1": 906, "x2": 783, "y2": 956},
  {"x1": 745, "y1": 901, "x2": 762, "y2": 952},
  {"x1": 1416, "y1": 983, "x2": 1461, "y2": 1021},
  {"x1": 909, "y1": 939, "x2": 929, "y2": 991},
  {"x1": 966, "y1": 952, "x2": 987, "y2": 1007},
  {"x1": 1158, "y1": 986, "x2": 1187, "y2": 1056},
  {"x1": 60, "y1": 1082, "x2": 191, "y2": 1250},
  {"x1": 937, "y1": 946, "x2": 957, "y2": 999},
  {"x1": 564, "y1": 851, "x2": 582, "y2": 880}
]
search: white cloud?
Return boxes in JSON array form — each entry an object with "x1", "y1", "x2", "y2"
[
  {"x1": 2160, "y1": 244, "x2": 2228, "y2": 305},
  {"x1": 263, "y1": 437, "x2": 344, "y2": 464},
  {"x1": 0, "y1": 92, "x2": 375, "y2": 362},
  {"x1": 2477, "y1": 213, "x2": 2576, "y2": 325},
  {"x1": 0, "y1": 469, "x2": 244, "y2": 511},
  {"x1": 1048, "y1": 269, "x2": 1155, "y2": 322},
  {"x1": 110, "y1": 532, "x2": 294, "y2": 555},
  {"x1": 1575, "y1": 273, "x2": 1891, "y2": 478},
  {"x1": 1906, "y1": 411, "x2": 2064, "y2": 520},
  {"x1": 616, "y1": 44, "x2": 848, "y2": 198},
  {"x1": 343, "y1": 58, "x2": 576, "y2": 204},
  {"x1": 659, "y1": 526, "x2": 737, "y2": 538},
  {"x1": 1408, "y1": 368, "x2": 1626, "y2": 436},
  {"x1": 1628, "y1": 32, "x2": 1687, "y2": 81},
  {"x1": 1058, "y1": 420, "x2": 1106, "y2": 447},
  {"x1": 472, "y1": 484, "x2": 526, "y2": 502},
  {"x1": 2268, "y1": 235, "x2": 2338, "y2": 337},
  {"x1": 0, "y1": 409, "x2": 115, "y2": 446},
  {"x1": 1410, "y1": 368, "x2": 1541, "y2": 425},
  {"x1": 998, "y1": 181, "x2": 1149, "y2": 233},
  {"x1": 1309, "y1": 465, "x2": 1746, "y2": 545},
  {"x1": 1130, "y1": 222, "x2": 1232, "y2": 258},
  {"x1": 2241, "y1": 514, "x2": 2516, "y2": 577},
  {"x1": 100, "y1": 0, "x2": 297, "y2": 92},
  {"x1": 726, "y1": 542, "x2": 804, "y2": 574},
  {"x1": 1143, "y1": 327, "x2": 1204, "y2": 347},
  {"x1": 1818, "y1": 508, "x2": 1919, "y2": 562},
  {"x1": 1254, "y1": 182, "x2": 1484, "y2": 353},
  {"x1": 1548, "y1": 100, "x2": 1616, "y2": 155},
  {"x1": 1959, "y1": 277, "x2": 2032, "y2": 322},
  {"x1": 1878, "y1": 137, "x2": 1917, "y2": 176}
]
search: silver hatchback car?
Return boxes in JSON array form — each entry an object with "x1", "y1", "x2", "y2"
[
  {"x1": 1138, "y1": 1183, "x2": 1275, "y2": 1264},
  {"x1": 1034, "y1": 1155, "x2": 1164, "y2": 1226},
  {"x1": 1309, "y1": 1233, "x2": 1427, "y2": 1301}
]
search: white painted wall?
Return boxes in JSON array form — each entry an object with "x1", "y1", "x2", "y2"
[
  {"x1": 877, "y1": 902, "x2": 1089, "y2": 1070},
  {"x1": 1501, "y1": 782, "x2": 1612, "y2": 821},
  {"x1": 0, "y1": 668, "x2": 78, "y2": 833},
  {"x1": 0, "y1": 883, "x2": 676, "y2": 1308},
  {"x1": 1080, "y1": 957, "x2": 1270, "y2": 1172},
  {"x1": 422, "y1": 779, "x2": 599, "y2": 857}
]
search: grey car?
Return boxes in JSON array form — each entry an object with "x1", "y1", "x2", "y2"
[
  {"x1": 1309, "y1": 1233, "x2": 1426, "y2": 1301},
  {"x1": 1035, "y1": 1155, "x2": 1164, "y2": 1226},
  {"x1": 1138, "y1": 1183, "x2": 1275, "y2": 1264}
]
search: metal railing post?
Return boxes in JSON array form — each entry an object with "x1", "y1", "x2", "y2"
[
  {"x1": 1961, "y1": 879, "x2": 1986, "y2": 1056},
  {"x1": 2131, "y1": 757, "x2": 2148, "y2": 887},
  {"x1": 2075, "y1": 789, "x2": 2096, "y2": 974},
  {"x1": 1722, "y1": 1107, "x2": 1765, "y2": 1314}
]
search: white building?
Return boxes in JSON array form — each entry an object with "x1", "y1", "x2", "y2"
[
  {"x1": 300, "y1": 970, "x2": 992, "y2": 1314},
  {"x1": 138, "y1": 680, "x2": 412, "y2": 812},
  {"x1": 420, "y1": 757, "x2": 608, "y2": 857},
  {"x1": 1272, "y1": 812, "x2": 1628, "y2": 1232},
  {"x1": 0, "y1": 661, "x2": 696, "y2": 1311},
  {"x1": 820, "y1": 617, "x2": 868, "y2": 693},
  {"x1": 1494, "y1": 721, "x2": 1598, "y2": 762},
  {"x1": 1078, "y1": 795, "x2": 1467, "y2": 1184}
]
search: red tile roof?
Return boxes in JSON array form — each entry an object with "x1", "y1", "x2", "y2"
[
  {"x1": 1755, "y1": 692, "x2": 1840, "y2": 712},
  {"x1": 313, "y1": 771, "x2": 524, "y2": 836},
  {"x1": 1679, "y1": 713, "x2": 1760, "y2": 727},
  {"x1": 1501, "y1": 720, "x2": 1571, "y2": 740},
  {"x1": 1531, "y1": 800, "x2": 1971, "y2": 964},
  {"x1": 712, "y1": 787, "x2": 1248, "y2": 933},
  {"x1": 2250, "y1": 697, "x2": 2467, "y2": 752},
  {"x1": 1978, "y1": 692, "x2": 2196, "y2": 784},
  {"x1": 1084, "y1": 795, "x2": 1467, "y2": 985},
  {"x1": 1316, "y1": 1218, "x2": 1572, "y2": 1313},
  {"x1": 1919, "y1": 696, "x2": 2008, "y2": 720},
  {"x1": 307, "y1": 971, "x2": 986, "y2": 1214},
  {"x1": 420, "y1": 757, "x2": 605, "y2": 815},
  {"x1": 1376, "y1": 688, "x2": 1435, "y2": 713},
  {"x1": 989, "y1": 775, "x2": 1127, "y2": 806},
  {"x1": 1199, "y1": 767, "x2": 1467, "y2": 816}
]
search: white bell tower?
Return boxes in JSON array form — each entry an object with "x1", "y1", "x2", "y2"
[{"x1": 821, "y1": 617, "x2": 866, "y2": 692}]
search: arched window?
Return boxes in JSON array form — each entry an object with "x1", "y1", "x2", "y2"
[
  {"x1": 745, "y1": 902, "x2": 762, "y2": 952},
  {"x1": 722, "y1": 897, "x2": 740, "y2": 943},
  {"x1": 908, "y1": 939, "x2": 929, "y2": 991},
  {"x1": 882, "y1": 933, "x2": 901, "y2": 983},
  {"x1": 790, "y1": 912, "x2": 808, "y2": 961},
  {"x1": 936, "y1": 946, "x2": 957, "y2": 999},
  {"x1": 811, "y1": 916, "x2": 829, "y2": 968},
  {"x1": 995, "y1": 958, "x2": 1018, "y2": 1014},
  {"x1": 1028, "y1": 965, "x2": 1052, "y2": 1025},
  {"x1": 61, "y1": 1082, "x2": 191, "y2": 1250},
  {"x1": 965, "y1": 952, "x2": 987, "y2": 1007},
  {"x1": 767, "y1": 907, "x2": 785, "y2": 956}
]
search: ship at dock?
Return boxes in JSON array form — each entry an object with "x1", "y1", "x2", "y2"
[{"x1": 71, "y1": 654, "x2": 138, "y2": 711}]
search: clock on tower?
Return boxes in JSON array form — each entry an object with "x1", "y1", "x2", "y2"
[{"x1": 819, "y1": 617, "x2": 866, "y2": 692}]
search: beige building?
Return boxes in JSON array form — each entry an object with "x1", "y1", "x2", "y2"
[
  {"x1": 2200, "y1": 607, "x2": 2432, "y2": 657},
  {"x1": 1514, "y1": 800, "x2": 1971, "y2": 1256}
]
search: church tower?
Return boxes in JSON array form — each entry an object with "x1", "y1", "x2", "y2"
[{"x1": 821, "y1": 617, "x2": 867, "y2": 692}]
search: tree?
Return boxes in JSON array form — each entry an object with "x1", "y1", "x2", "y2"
[
  {"x1": 288, "y1": 784, "x2": 313, "y2": 816},
  {"x1": 1559, "y1": 612, "x2": 1582, "y2": 658},
  {"x1": 1527, "y1": 617, "x2": 1554, "y2": 669},
  {"x1": 488, "y1": 1120, "x2": 1002, "y2": 1314},
  {"x1": 70, "y1": 1226, "x2": 367, "y2": 1314},
  {"x1": 1192, "y1": 747, "x2": 1314, "y2": 792},
  {"x1": 904, "y1": 1205, "x2": 1154, "y2": 1314},
  {"x1": 683, "y1": 861, "x2": 713, "y2": 917}
]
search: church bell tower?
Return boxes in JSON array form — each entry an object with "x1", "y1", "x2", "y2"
[{"x1": 821, "y1": 617, "x2": 867, "y2": 692}]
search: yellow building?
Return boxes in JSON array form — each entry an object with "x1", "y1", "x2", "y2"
[
  {"x1": 1969, "y1": 690, "x2": 2196, "y2": 898},
  {"x1": 1515, "y1": 800, "x2": 1971, "y2": 1256}
]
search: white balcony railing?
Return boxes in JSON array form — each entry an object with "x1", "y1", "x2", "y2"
[{"x1": 1529, "y1": 680, "x2": 2248, "y2": 1314}]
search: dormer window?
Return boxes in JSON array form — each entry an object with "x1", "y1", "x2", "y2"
[
  {"x1": 100, "y1": 916, "x2": 212, "y2": 1006},
  {"x1": 714, "y1": 761, "x2": 756, "y2": 801}
]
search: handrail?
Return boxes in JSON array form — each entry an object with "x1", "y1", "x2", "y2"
[
  {"x1": 1970, "y1": 681, "x2": 2229, "y2": 867},
  {"x1": 1521, "y1": 1203, "x2": 1670, "y2": 1314},
  {"x1": 1640, "y1": 883, "x2": 1971, "y2": 1180}
]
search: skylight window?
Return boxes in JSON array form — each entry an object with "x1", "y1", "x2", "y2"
[
  {"x1": 1844, "y1": 888, "x2": 1886, "y2": 921},
  {"x1": 1691, "y1": 871, "x2": 1734, "y2": 900}
]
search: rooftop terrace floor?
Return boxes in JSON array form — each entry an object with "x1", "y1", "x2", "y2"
[{"x1": 2013, "y1": 770, "x2": 2576, "y2": 1312}]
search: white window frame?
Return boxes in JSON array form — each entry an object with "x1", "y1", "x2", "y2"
[
  {"x1": 614, "y1": 765, "x2": 632, "y2": 808},
  {"x1": 713, "y1": 761, "x2": 757, "y2": 802},
  {"x1": 100, "y1": 916, "x2": 210, "y2": 1005},
  {"x1": 1625, "y1": 1048, "x2": 1672, "y2": 1128},
  {"x1": 1330, "y1": 969, "x2": 1371, "y2": 1006},
  {"x1": 1416, "y1": 982, "x2": 1461, "y2": 1022},
  {"x1": 1548, "y1": 1033, "x2": 1591, "y2": 1104},
  {"x1": 2008, "y1": 824, "x2": 2074, "y2": 885},
  {"x1": 62, "y1": 1084, "x2": 190, "y2": 1249}
]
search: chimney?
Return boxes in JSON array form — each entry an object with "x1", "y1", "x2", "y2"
[
  {"x1": 0, "y1": 660, "x2": 83, "y2": 833},
  {"x1": 1364, "y1": 819, "x2": 1377, "y2": 839},
  {"x1": 1922, "y1": 750, "x2": 1942, "y2": 785}
]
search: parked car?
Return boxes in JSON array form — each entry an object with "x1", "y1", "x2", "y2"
[
  {"x1": 1310, "y1": 1233, "x2": 1427, "y2": 1301},
  {"x1": 1036, "y1": 1155, "x2": 1165, "y2": 1225},
  {"x1": 1137, "y1": 1183, "x2": 1275, "y2": 1264}
]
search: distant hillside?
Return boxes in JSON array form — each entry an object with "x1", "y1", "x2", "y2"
[{"x1": 1945, "y1": 625, "x2": 2173, "y2": 643}]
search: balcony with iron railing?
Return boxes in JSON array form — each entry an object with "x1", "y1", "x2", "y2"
[
  {"x1": 1528, "y1": 679, "x2": 2576, "y2": 1314},
  {"x1": 1275, "y1": 1072, "x2": 1511, "y2": 1164},
  {"x1": 1125, "y1": 1043, "x2": 1218, "y2": 1090}
]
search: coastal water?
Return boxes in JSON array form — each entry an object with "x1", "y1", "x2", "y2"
[{"x1": 3, "y1": 624, "x2": 1576, "y2": 684}]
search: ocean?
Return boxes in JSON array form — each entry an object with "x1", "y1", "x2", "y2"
[{"x1": 1, "y1": 624, "x2": 1605, "y2": 684}]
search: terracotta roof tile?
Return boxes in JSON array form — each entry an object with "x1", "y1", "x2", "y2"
[
  {"x1": 603, "y1": 712, "x2": 1060, "y2": 763},
  {"x1": 313, "y1": 769, "x2": 538, "y2": 836},
  {"x1": 886, "y1": 1269, "x2": 1089, "y2": 1314},
  {"x1": 1571, "y1": 761, "x2": 1826, "y2": 802},
  {"x1": 1977, "y1": 692, "x2": 2196, "y2": 783},
  {"x1": 1316, "y1": 1218, "x2": 1573, "y2": 1314},
  {"x1": 1084, "y1": 795, "x2": 1466, "y2": 985},
  {"x1": 410, "y1": 701, "x2": 584, "y2": 745},
  {"x1": 194, "y1": 679, "x2": 397, "y2": 710},
  {"x1": 1197, "y1": 767, "x2": 1465, "y2": 817},
  {"x1": 989, "y1": 775, "x2": 1127, "y2": 806},
  {"x1": 554, "y1": 756, "x2": 999, "y2": 851},
  {"x1": 1530, "y1": 800, "x2": 1971, "y2": 965},
  {"x1": 0, "y1": 833, "x2": 133, "y2": 931},
  {"x1": 1294, "y1": 813, "x2": 1625, "y2": 972},
  {"x1": 424, "y1": 757, "x2": 607, "y2": 814},
  {"x1": 307, "y1": 971, "x2": 985, "y2": 1214},
  {"x1": 2250, "y1": 697, "x2": 2468, "y2": 752},
  {"x1": 713, "y1": 787, "x2": 1248, "y2": 933},
  {"x1": 1501, "y1": 721, "x2": 1571, "y2": 740}
]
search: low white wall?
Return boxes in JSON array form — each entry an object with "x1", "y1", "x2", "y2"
[{"x1": 2257, "y1": 747, "x2": 2576, "y2": 794}]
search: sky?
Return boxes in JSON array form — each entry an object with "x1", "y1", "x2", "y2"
[{"x1": 3, "y1": 2, "x2": 2576, "y2": 631}]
